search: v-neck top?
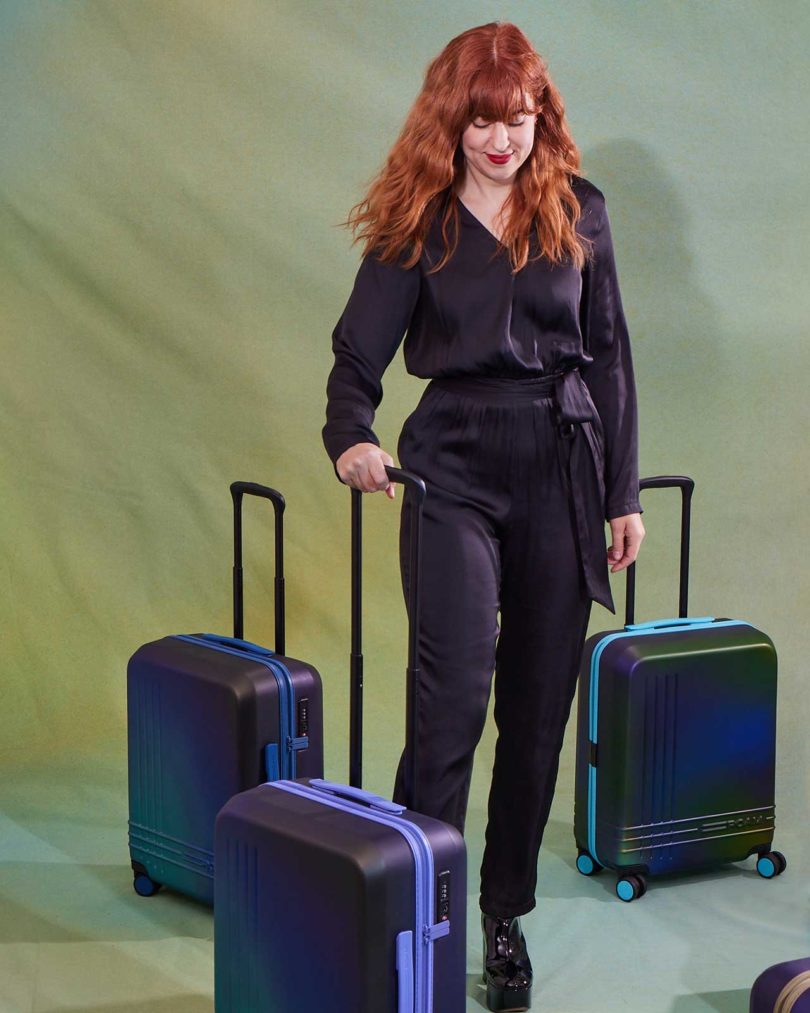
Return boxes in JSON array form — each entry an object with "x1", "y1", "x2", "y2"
[
  {"x1": 456, "y1": 195, "x2": 505, "y2": 242},
  {"x1": 322, "y1": 175, "x2": 641, "y2": 522}
]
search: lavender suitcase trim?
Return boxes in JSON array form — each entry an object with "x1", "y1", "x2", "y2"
[
  {"x1": 172, "y1": 634, "x2": 307, "y2": 779},
  {"x1": 268, "y1": 778, "x2": 451, "y2": 1013},
  {"x1": 586, "y1": 617, "x2": 752, "y2": 866},
  {"x1": 396, "y1": 930, "x2": 415, "y2": 1012}
]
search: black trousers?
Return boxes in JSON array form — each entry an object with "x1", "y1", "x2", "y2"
[{"x1": 391, "y1": 374, "x2": 593, "y2": 919}]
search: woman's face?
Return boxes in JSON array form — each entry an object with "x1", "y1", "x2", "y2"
[{"x1": 459, "y1": 106, "x2": 538, "y2": 187}]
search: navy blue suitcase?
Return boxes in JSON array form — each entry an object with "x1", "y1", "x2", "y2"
[
  {"x1": 750, "y1": 958, "x2": 810, "y2": 1012},
  {"x1": 127, "y1": 481, "x2": 324, "y2": 904},
  {"x1": 573, "y1": 476, "x2": 784, "y2": 901},
  {"x1": 214, "y1": 468, "x2": 467, "y2": 1012}
]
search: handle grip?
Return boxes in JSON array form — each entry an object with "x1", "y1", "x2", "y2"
[
  {"x1": 625, "y1": 475, "x2": 694, "y2": 627},
  {"x1": 382, "y1": 466, "x2": 427, "y2": 505},
  {"x1": 230, "y1": 481, "x2": 285, "y2": 654},
  {"x1": 308, "y1": 778, "x2": 406, "y2": 814},
  {"x1": 197, "y1": 632, "x2": 274, "y2": 655},
  {"x1": 625, "y1": 616, "x2": 714, "y2": 632}
]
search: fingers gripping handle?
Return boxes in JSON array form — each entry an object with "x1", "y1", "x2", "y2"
[{"x1": 230, "y1": 481, "x2": 286, "y2": 655}]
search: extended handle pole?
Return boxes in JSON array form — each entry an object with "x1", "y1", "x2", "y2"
[
  {"x1": 624, "y1": 475, "x2": 694, "y2": 627},
  {"x1": 350, "y1": 484, "x2": 363, "y2": 791},
  {"x1": 230, "y1": 481, "x2": 286, "y2": 655},
  {"x1": 349, "y1": 468, "x2": 426, "y2": 814}
]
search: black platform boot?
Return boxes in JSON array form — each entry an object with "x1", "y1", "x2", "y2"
[{"x1": 481, "y1": 911, "x2": 533, "y2": 1011}]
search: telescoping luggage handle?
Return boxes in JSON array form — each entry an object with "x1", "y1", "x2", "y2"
[
  {"x1": 342, "y1": 466, "x2": 426, "y2": 812},
  {"x1": 624, "y1": 475, "x2": 695, "y2": 628},
  {"x1": 217, "y1": 481, "x2": 285, "y2": 655}
]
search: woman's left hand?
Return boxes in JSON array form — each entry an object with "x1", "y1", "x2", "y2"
[{"x1": 607, "y1": 513, "x2": 646, "y2": 573}]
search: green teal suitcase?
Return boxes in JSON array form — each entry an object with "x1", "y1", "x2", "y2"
[{"x1": 573, "y1": 476, "x2": 785, "y2": 901}]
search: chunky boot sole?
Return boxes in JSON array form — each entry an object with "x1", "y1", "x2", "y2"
[
  {"x1": 482, "y1": 939, "x2": 532, "y2": 1011},
  {"x1": 484, "y1": 979, "x2": 531, "y2": 1012}
]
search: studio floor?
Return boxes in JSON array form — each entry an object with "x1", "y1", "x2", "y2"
[{"x1": 1, "y1": 744, "x2": 806, "y2": 1013}]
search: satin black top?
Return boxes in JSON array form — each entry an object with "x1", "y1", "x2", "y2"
[{"x1": 322, "y1": 176, "x2": 641, "y2": 521}]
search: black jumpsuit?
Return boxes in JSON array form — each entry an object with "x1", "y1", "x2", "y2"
[{"x1": 322, "y1": 175, "x2": 642, "y2": 919}]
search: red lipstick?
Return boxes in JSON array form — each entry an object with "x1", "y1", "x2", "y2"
[{"x1": 486, "y1": 153, "x2": 511, "y2": 165}]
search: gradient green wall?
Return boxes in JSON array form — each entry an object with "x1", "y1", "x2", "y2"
[{"x1": 2, "y1": 0, "x2": 807, "y2": 830}]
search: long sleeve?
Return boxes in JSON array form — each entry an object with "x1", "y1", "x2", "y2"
[
  {"x1": 322, "y1": 249, "x2": 421, "y2": 476},
  {"x1": 579, "y1": 200, "x2": 643, "y2": 520}
]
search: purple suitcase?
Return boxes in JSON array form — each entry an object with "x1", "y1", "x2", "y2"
[
  {"x1": 214, "y1": 468, "x2": 468, "y2": 1012},
  {"x1": 127, "y1": 481, "x2": 324, "y2": 904},
  {"x1": 751, "y1": 958, "x2": 810, "y2": 1012}
]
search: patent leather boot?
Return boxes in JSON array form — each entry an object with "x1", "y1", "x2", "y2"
[{"x1": 481, "y1": 911, "x2": 533, "y2": 1011}]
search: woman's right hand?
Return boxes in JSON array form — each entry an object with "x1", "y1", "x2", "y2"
[{"x1": 335, "y1": 443, "x2": 396, "y2": 499}]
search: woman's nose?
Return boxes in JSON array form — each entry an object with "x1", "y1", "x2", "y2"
[{"x1": 491, "y1": 123, "x2": 510, "y2": 150}]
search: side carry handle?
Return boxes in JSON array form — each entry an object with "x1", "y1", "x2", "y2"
[
  {"x1": 625, "y1": 476, "x2": 694, "y2": 627},
  {"x1": 230, "y1": 481, "x2": 285, "y2": 654},
  {"x1": 396, "y1": 930, "x2": 414, "y2": 1013}
]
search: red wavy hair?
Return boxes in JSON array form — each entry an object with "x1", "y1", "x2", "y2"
[{"x1": 342, "y1": 21, "x2": 592, "y2": 274}]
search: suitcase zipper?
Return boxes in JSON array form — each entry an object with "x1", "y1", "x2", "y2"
[
  {"x1": 268, "y1": 779, "x2": 450, "y2": 1013},
  {"x1": 172, "y1": 635, "x2": 307, "y2": 779},
  {"x1": 586, "y1": 618, "x2": 752, "y2": 867}
]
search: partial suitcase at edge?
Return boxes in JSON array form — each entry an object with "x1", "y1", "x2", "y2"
[
  {"x1": 214, "y1": 468, "x2": 467, "y2": 1013},
  {"x1": 127, "y1": 481, "x2": 324, "y2": 905},
  {"x1": 573, "y1": 476, "x2": 784, "y2": 901},
  {"x1": 750, "y1": 957, "x2": 810, "y2": 1013}
]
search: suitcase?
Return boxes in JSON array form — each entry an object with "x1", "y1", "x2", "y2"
[
  {"x1": 127, "y1": 481, "x2": 324, "y2": 904},
  {"x1": 751, "y1": 958, "x2": 810, "y2": 1012},
  {"x1": 214, "y1": 467, "x2": 467, "y2": 1012},
  {"x1": 573, "y1": 475, "x2": 785, "y2": 901}
]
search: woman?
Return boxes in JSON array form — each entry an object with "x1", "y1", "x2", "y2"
[{"x1": 322, "y1": 21, "x2": 645, "y2": 1012}]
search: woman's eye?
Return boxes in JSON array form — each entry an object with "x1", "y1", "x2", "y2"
[{"x1": 472, "y1": 119, "x2": 526, "y2": 129}]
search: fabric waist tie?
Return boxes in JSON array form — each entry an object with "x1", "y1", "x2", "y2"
[
  {"x1": 425, "y1": 369, "x2": 614, "y2": 613},
  {"x1": 429, "y1": 372, "x2": 560, "y2": 403}
]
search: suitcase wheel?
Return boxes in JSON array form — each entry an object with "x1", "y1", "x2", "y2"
[
  {"x1": 575, "y1": 850, "x2": 603, "y2": 876},
  {"x1": 756, "y1": 851, "x2": 787, "y2": 879},
  {"x1": 616, "y1": 874, "x2": 646, "y2": 902},
  {"x1": 133, "y1": 872, "x2": 162, "y2": 897}
]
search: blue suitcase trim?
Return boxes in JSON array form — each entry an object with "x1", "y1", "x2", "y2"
[
  {"x1": 269, "y1": 778, "x2": 451, "y2": 1013},
  {"x1": 172, "y1": 634, "x2": 308, "y2": 780},
  {"x1": 586, "y1": 617, "x2": 752, "y2": 867}
]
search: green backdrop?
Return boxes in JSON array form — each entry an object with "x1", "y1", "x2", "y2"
[{"x1": 1, "y1": 3, "x2": 808, "y2": 1011}]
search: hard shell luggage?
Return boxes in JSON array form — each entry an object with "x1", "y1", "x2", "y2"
[
  {"x1": 573, "y1": 475, "x2": 785, "y2": 901},
  {"x1": 750, "y1": 957, "x2": 810, "y2": 1013},
  {"x1": 127, "y1": 481, "x2": 324, "y2": 904},
  {"x1": 214, "y1": 468, "x2": 467, "y2": 1012}
]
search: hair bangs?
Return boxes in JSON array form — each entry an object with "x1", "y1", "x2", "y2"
[{"x1": 467, "y1": 70, "x2": 540, "y2": 124}]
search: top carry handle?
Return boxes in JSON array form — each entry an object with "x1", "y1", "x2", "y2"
[
  {"x1": 624, "y1": 475, "x2": 694, "y2": 627},
  {"x1": 350, "y1": 467, "x2": 426, "y2": 811},
  {"x1": 229, "y1": 481, "x2": 285, "y2": 655}
]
